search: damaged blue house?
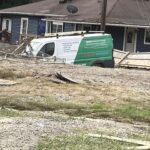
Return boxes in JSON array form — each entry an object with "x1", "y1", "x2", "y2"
[{"x1": 0, "y1": 0, "x2": 150, "y2": 52}]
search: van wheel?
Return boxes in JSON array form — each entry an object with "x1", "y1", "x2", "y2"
[{"x1": 92, "y1": 62, "x2": 104, "y2": 67}]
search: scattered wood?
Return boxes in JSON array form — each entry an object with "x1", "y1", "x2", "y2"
[
  {"x1": 87, "y1": 134, "x2": 150, "y2": 150},
  {"x1": 113, "y1": 49, "x2": 150, "y2": 69},
  {"x1": 50, "y1": 76, "x2": 67, "y2": 84},
  {"x1": 127, "y1": 145, "x2": 150, "y2": 150},
  {"x1": 0, "y1": 79, "x2": 17, "y2": 86},
  {"x1": 12, "y1": 42, "x2": 25, "y2": 54},
  {"x1": 55, "y1": 72, "x2": 79, "y2": 84},
  {"x1": 117, "y1": 51, "x2": 130, "y2": 65}
]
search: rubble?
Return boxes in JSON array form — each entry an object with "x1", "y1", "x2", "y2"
[{"x1": 0, "y1": 79, "x2": 17, "y2": 86}]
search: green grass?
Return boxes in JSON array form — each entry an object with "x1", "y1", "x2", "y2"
[
  {"x1": 0, "y1": 95, "x2": 84, "y2": 111},
  {"x1": 64, "y1": 103, "x2": 150, "y2": 123},
  {"x1": 0, "y1": 95, "x2": 149, "y2": 123},
  {"x1": 115, "y1": 105, "x2": 150, "y2": 122},
  {"x1": 0, "y1": 109, "x2": 21, "y2": 117},
  {"x1": 38, "y1": 135, "x2": 136, "y2": 150}
]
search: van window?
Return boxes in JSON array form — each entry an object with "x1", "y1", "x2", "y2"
[{"x1": 38, "y1": 43, "x2": 55, "y2": 56}]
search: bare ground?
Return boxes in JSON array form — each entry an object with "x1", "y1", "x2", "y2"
[{"x1": 0, "y1": 57, "x2": 150, "y2": 149}]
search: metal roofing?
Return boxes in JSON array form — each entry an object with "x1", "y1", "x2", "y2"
[{"x1": 0, "y1": 0, "x2": 150, "y2": 27}]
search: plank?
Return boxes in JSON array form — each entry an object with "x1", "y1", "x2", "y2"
[{"x1": 87, "y1": 134, "x2": 150, "y2": 150}]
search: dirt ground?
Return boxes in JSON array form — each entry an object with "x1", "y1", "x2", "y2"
[{"x1": 0, "y1": 57, "x2": 150, "y2": 150}]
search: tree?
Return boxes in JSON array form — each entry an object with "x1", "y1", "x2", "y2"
[{"x1": 0, "y1": 0, "x2": 32, "y2": 9}]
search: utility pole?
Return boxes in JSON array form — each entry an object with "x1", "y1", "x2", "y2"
[{"x1": 100, "y1": 0, "x2": 107, "y2": 32}]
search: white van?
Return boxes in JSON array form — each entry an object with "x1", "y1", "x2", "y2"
[{"x1": 26, "y1": 32, "x2": 114, "y2": 67}]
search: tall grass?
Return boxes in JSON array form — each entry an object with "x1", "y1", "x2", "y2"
[
  {"x1": 0, "y1": 69, "x2": 27, "y2": 79},
  {"x1": 0, "y1": 95, "x2": 149, "y2": 123},
  {"x1": 38, "y1": 135, "x2": 136, "y2": 150}
]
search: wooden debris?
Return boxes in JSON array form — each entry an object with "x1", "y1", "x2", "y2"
[
  {"x1": 113, "y1": 49, "x2": 129, "y2": 65},
  {"x1": 117, "y1": 51, "x2": 130, "y2": 65},
  {"x1": 12, "y1": 42, "x2": 25, "y2": 54},
  {"x1": 50, "y1": 76, "x2": 67, "y2": 84},
  {"x1": 55, "y1": 72, "x2": 79, "y2": 84},
  {"x1": 87, "y1": 134, "x2": 150, "y2": 150},
  {"x1": 114, "y1": 49, "x2": 150, "y2": 69},
  {"x1": 0, "y1": 79, "x2": 17, "y2": 86},
  {"x1": 0, "y1": 29, "x2": 11, "y2": 43}
]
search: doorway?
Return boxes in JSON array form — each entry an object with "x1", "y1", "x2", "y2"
[{"x1": 124, "y1": 28, "x2": 137, "y2": 53}]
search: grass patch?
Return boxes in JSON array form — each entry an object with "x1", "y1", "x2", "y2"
[
  {"x1": 38, "y1": 135, "x2": 136, "y2": 150},
  {"x1": 0, "y1": 109, "x2": 21, "y2": 117},
  {"x1": 0, "y1": 69, "x2": 27, "y2": 79},
  {"x1": 0, "y1": 95, "x2": 149, "y2": 123},
  {"x1": 65, "y1": 103, "x2": 150, "y2": 123},
  {"x1": 0, "y1": 96, "x2": 85, "y2": 112},
  {"x1": 115, "y1": 105, "x2": 150, "y2": 122}
]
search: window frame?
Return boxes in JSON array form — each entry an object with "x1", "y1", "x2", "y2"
[
  {"x1": 144, "y1": 29, "x2": 150, "y2": 45},
  {"x1": 20, "y1": 17, "x2": 28, "y2": 35},
  {"x1": 45, "y1": 21, "x2": 52, "y2": 33},
  {"x1": 2, "y1": 18, "x2": 12, "y2": 33},
  {"x1": 52, "y1": 21, "x2": 63, "y2": 33}
]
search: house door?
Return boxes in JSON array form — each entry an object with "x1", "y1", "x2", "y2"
[{"x1": 125, "y1": 28, "x2": 136, "y2": 53}]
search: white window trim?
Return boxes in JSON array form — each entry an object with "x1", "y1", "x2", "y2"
[
  {"x1": 53, "y1": 21, "x2": 63, "y2": 33},
  {"x1": 144, "y1": 29, "x2": 150, "y2": 45},
  {"x1": 2, "y1": 18, "x2": 12, "y2": 33},
  {"x1": 20, "y1": 18, "x2": 28, "y2": 35},
  {"x1": 123, "y1": 27, "x2": 137, "y2": 52},
  {"x1": 123, "y1": 27, "x2": 127, "y2": 51},
  {"x1": 45, "y1": 21, "x2": 51, "y2": 33}
]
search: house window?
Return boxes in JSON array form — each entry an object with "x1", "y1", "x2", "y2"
[
  {"x1": 2, "y1": 18, "x2": 12, "y2": 33},
  {"x1": 52, "y1": 22, "x2": 63, "y2": 33},
  {"x1": 83, "y1": 25, "x2": 92, "y2": 32},
  {"x1": 144, "y1": 29, "x2": 150, "y2": 44},
  {"x1": 20, "y1": 18, "x2": 28, "y2": 35},
  {"x1": 46, "y1": 21, "x2": 51, "y2": 33}
]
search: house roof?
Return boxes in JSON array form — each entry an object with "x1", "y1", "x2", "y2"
[
  {"x1": 0, "y1": 0, "x2": 150, "y2": 27},
  {"x1": 107, "y1": 0, "x2": 150, "y2": 27},
  {"x1": 0, "y1": 0, "x2": 117, "y2": 22}
]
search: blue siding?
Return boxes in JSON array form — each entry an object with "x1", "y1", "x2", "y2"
[
  {"x1": 38, "y1": 19, "x2": 46, "y2": 35},
  {"x1": 11, "y1": 16, "x2": 21, "y2": 44},
  {"x1": 106, "y1": 26, "x2": 124, "y2": 50},
  {"x1": 11, "y1": 16, "x2": 42, "y2": 44},
  {"x1": 28, "y1": 17, "x2": 38, "y2": 35},
  {"x1": 136, "y1": 28, "x2": 150, "y2": 52}
]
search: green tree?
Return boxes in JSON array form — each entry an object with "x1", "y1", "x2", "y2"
[{"x1": 0, "y1": 0, "x2": 32, "y2": 9}]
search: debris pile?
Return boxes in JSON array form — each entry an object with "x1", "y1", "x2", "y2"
[{"x1": 114, "y1": 49, "x2": 150, "y2": 69}]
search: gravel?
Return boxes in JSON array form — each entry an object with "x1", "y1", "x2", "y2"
[
  {"x1": 0, "y1": 58, "x2": 150, "y2": 149},
  {"x1": 0, "y1": 116, "x2": 149, "y2": 150}
]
